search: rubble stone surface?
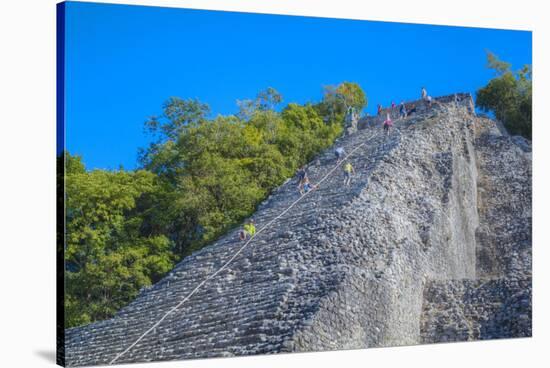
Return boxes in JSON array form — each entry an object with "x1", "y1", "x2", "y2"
[{"x1": 64, "y1": 94, "x2": 531, "y2": 366}]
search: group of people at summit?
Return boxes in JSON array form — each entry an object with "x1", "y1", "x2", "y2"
[{"x1": 239, "y1": 87, "x2": 444, "y2": 241}]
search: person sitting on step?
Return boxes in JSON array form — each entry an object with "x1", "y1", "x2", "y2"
[{"x1": 299, "y1": 176, "x2": 318, "y2": 195}]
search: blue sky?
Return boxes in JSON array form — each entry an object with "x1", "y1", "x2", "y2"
[{"x1": 63, "y1": 1, "x2": 532, "y2": 170}]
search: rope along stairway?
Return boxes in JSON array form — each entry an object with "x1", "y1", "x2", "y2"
[
  {"x1": 64, "y1": 94, "x2": 531, "y2": 366},
  {"x1": 66, "y1": 116, "x2": 402, "y2": 366}
]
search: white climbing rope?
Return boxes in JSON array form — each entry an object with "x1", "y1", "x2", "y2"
[{"x1": 109, "y1": 129, "x2": 391, "y2": 365}]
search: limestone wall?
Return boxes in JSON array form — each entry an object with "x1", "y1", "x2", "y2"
[
  {"x1": 419, "y1": 115, "x2": 532, "y2": 344},
  {"x1": 64, "y1": 96, "x2": 531, "y2": 366},
  {"x1": 291, "y1": 103, "x2": 481, "y2": 350},
  {"x1": 421, "y1": 278, "x2": 531, "y2": 343}
]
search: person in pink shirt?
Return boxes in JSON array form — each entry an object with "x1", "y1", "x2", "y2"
[{"x1": 383, "y1": 113, "x2": 393, "y2": 136}]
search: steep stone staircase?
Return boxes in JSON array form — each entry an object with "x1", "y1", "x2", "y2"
[
  {"x1": 65, "y1": 106, "x2": 403, "y2": 366},
  {"x1": 64, "y1": 94, "x2": 531, "y2": 366}
]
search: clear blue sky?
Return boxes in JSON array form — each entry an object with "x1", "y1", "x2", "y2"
[{"x1": 63, "y1": 1, "x2": 532, "y2": 170}]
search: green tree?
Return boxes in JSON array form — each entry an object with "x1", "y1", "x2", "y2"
[
  {"x1": 64, "y1": 83, "x2": 364, "y2": 327},
  {"x1": 236, "y1": 87, "x2": 283, "y2": 120},
  {"x1": 64, "y1": 161, "x2": 174, "y2": 327},
  {"x1": 138, "y1": 89, "x2": 344, "y2": 259},
  {"x1": 476, "y1": 51, "x2": 532, "y2": 139},
  {"x1": 316, "y1": 82, "x2": 367, "y2": 125},
  {"x1": 335, "y1": 81, "x2": 367, "y2": 112},
  {"x1": 144, "y1": 97, "x2": 210, "y2": 142},
  {"x1": 280, "y1": 103, "x2": 342, "y2": 166},
  {"x1": 65, "y1": 152, "x2": 85, "y2": 174}
]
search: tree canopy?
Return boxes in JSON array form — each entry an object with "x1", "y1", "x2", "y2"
[
  {"x1": 64, "y1": 157, "x2": 174, "y2": 327},
  {"x1": 63, "y1": 83, "x2": 365, "y2": 327},
  {"x1": 315, "y1": 82, "x2": 367, "y2": 125},
  {"x1": 476, "y1": 51, "x2": 532, "y2": 139}
]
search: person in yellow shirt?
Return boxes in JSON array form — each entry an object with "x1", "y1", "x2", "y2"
[
  {"x1": 343, "y1": 161, "x2": 355, "y2": 186},
  {"x1": 239, "y1": 219, "x2": 256, "y2": 241}
]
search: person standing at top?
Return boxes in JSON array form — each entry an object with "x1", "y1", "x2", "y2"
[
  {"x1": 383, "y1": 113, "x2": 393, "y2": 136},
  {"x1": 427, "y1": 95, "x2": 433, "y2": 108},
  {"x1": 377, "y1": 104, "x2": 382, "y2": 116},
  {"x1": 407, "y1": 104, "x2": 417, "y2": 117},
  {"x1": 421, "y1": 87, "x2": 428, "y2": 100},
  {"x1": 399, "y1": 102, "x2": 407, "y2": 120}
]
